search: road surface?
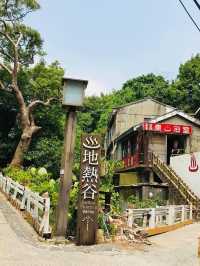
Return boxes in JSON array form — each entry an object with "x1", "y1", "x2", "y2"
[{"x1": 0, "y1": 192, "x2": 199, "y2": 266}]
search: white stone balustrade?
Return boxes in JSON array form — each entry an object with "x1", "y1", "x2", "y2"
[
  {"x1": 0, "y1": 172, "x2": 51, "y2": 237},
  {"x1": 127, "y1": 204, "x2": 193, "y2": 229}
]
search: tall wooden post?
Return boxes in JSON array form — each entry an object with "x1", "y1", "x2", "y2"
[{"x1": 56, "y1": 108, "x2": 77, "y2": 237}]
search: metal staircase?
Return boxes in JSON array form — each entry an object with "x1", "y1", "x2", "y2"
[{"x1": 151, "y1": 153, "x2": 200, "y2": 209}]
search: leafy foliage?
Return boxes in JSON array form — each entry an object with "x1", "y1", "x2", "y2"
[
  {"x1": 24, "y1": 137, "x2": 63, "y2": 178},
  {"x1": 2, "y1": 165, "x2": 60, "y2": 228},
  {"x1": 0, "y1": 61, "x2": 64, "y2": 172},
  {"x1": 98, "y1": 212, "x2": 117, "y2": 236},
  {"x1": 0, "y1": 0, "x2": 40, "y2": 21},
  {"x1": 174, "y1": 54, "x2": 200, "y2": 112},
  {"x1": 127, "y1": 195, "x2": 167, "y2": 208},
  {"x1": 100, "y1": 160, "x2": 123, "y2": 193},
  {"x1": 115, "y1": 74, "x2": 169, "y2": 105}
]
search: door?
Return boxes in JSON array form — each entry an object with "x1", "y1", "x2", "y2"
[{"x1": 167, "y1": 134, "x2": 186, "y2": 164}]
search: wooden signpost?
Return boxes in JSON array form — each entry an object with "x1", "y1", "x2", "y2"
[{"x1": 76, "y1": 134, "x2": 101, "y2": 245}]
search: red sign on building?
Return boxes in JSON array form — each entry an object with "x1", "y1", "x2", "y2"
[{"x1": 143, "y1": 122, "x2": 192, "y2": 135}]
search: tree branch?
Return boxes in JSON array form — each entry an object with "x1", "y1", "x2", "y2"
[
  {"x1": 0, "y1": 46, "x2": 14, "y2": 61},
  {"x1": 29, "y1": 112, "x2": 34, "y2": 126},
  {"x1": 0, "y1": 80, "x2": 12, "y2": 93},
  {"x1": 16, "y1": 33, "x2": 23, "y2": 47},
  {"x1": 0, "y1": 26, "x2": 27, "y2": 128},
  {"x1": 0, "y1": 30, "x2": 16, "y2": 48},
  {"x1": 0, "y1": 19, "x2": 8, "y2": 32},
  {"x1": 0, "y1": 80, "x2": 5, "y2": 90},
  {"x1": 0, "y1": 80, "x2": 7, "y2": 91},
  {"x1": 28, "y1": 98, "x2": 57, "y2": 113},
  {"x1": 28, "y1": 113, "x2": 41, "y2": 133},
  {"x1": 0, "y1": 62, "x2": 12, "y2": 74}
]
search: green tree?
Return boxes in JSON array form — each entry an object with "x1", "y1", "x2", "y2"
[
  {"x1": 172, "y1": 54, "x2": 200, "y2": 112},
  {"x1": 114, "y1": 73, "x2": 170, "y2": 105},
  {"x1": 0, "y1": 1, "x2": 63, "y2": 167},
  {"x1": 0, "y1": 61, "x2": 64, "y2": 174}
]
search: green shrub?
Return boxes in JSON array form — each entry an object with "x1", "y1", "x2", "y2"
[
  {"x1": 98, "y1": 212, "x2": 117, "y2": 236},
  {"x1": 3, "y1": 166, "x2": 80, "y2": 235},
  {"x1": 3, "y1": 166, "x2": 58, "y2": 207},
  {"x1": 127, "y1": 195, "x2": 167, "y2": 208}
]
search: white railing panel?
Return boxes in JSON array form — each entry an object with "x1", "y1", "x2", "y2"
[
  {"x1": 127, "y1": 204, "x2": 193, "y2": 229},
  {"x1": 0, "y1": 173, "x2": 51, "y2": 237}
]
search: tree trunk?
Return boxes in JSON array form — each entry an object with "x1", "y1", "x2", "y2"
[{"x1": 10, "y1": 126, "x2": 38, "y2": 167}]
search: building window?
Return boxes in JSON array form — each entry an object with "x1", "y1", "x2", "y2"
[
  {"x1": 130, "y1": 138, "x2": 137, "y2": 155},
  {"x1": 122, "y1": 140, "x2": 128, "y2": 159}
]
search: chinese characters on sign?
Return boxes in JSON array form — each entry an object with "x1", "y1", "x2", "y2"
[
  {"x1": 143, "y1": 122, "x2": 192, "y2": 135},
  {"x1": 77, "y1": 135, "x2": 101, "y2": 245}
]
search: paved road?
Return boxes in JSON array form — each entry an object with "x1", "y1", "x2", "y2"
[{"x1": 0, "y1": 193, "x2": 200, "y2": 266}]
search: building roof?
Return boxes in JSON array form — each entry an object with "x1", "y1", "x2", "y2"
[
  {"x1": 107, "y1": 97, "x2": 175, "y2": 127},
  {"x1": 115, "y1": 109, "x2": 200, "y2": 143},
  {"x1": 150, "y1": 109, "x2": 200, "y2": 126},
  {"x1": 113, "y1": 97, "x2": 176, "y2": 110},
  {"x1": 195, "y1": 107, "x2": 200, "y2": 118}
]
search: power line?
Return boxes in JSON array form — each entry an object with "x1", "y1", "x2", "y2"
[
  {"x1": 178, "y1": 0, "x2": 200, "y2": 33},
  {"x1": 192, "y1": 0, "x2": 200, "y2": 11}
]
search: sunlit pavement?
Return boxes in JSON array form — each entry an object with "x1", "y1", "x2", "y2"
[{"x1": 0, "y1": 192, "x2": 199, "y2": 266}]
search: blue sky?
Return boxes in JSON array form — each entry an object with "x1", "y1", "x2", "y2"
[{"x1": 26, "y1": 0, "x2": 200, "y2": 95}]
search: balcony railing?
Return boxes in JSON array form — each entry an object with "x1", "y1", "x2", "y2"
[{"x1": 122, "y1": 153, "x2": 147, "y2": 169}]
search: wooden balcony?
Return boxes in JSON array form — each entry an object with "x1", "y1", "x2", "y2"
[{"x1": 118, "y1": 152, "x2": 152, "y2": 171}]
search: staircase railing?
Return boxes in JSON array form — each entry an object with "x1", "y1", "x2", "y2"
[{"x1": 151, "y1": 153, "x2": 199, "y2": 207}]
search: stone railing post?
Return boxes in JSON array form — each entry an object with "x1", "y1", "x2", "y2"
[
  {"x1": 168, "y1": 205, "x2": 175, "y2": 225},
  {"x1": 20, "y1": 188, "x2": 26, "y2": 210},
  {"x1": 12, "y1": 185, "x2": 18, "y2": 200},
  {"x1": 127, "y1": 209, "x2": 133, "y2": 228},
  {"x1": 6, "y1": 178, "x2": 10, "y2": 195},
  {"x1": 190, "y1": 205, "x2": 193, "y2": 220},
  {"x1": 181, "y1": 205, "x2": 185, "y2": 222},
  {"x1": 149, "y1": 208, "x2": 156, "y2": 228},
  {"x1": 26, "y1": 191, "x2": 31, "y2": 213},
  {"x1": 39, "y1": 192, "x2": 51, "y2": 236},
  {"x1": 33, "y1": 192, "x2": 39, "y2": 219},
  {"x1": 2, "y1": 176, "x2": 7, "y2": 192},
  {"x1": 143, "y1": 213, "x2": 148, "y2": 228},
  {"x1": 0, "y1": 173, "x2": 3, "y2": 188}
]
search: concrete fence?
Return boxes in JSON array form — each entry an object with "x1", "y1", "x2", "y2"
[
  {"x1": 0, "y1": 173, "x2": 51, "y2": 237},
  {"x1": 127, "y1": 205, "x2": 193, "y2": 229}
]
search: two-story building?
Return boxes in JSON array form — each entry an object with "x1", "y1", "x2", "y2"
[{"x1": 105, "y1": 98, "x2": 200, "y2": 207}]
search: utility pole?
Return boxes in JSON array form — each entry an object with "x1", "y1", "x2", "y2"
[
  {"x1": 56, "y1": 108, "x2": 77, "y2": 237},
  {"x1": 55, "y1": 77, "x2": 88, "y2": 238}
]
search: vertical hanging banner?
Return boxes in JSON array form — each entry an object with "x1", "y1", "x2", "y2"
[{"x1": 76, "y1": 134, "x2": 101, "y2": 245}]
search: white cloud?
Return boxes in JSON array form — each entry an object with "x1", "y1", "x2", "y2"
[
  {"x1": 63, "y1": 71, "x2": 109, "y2": 96},
  {"x1": 85, "y1": 79, "x2": 109, "y2": 96}
]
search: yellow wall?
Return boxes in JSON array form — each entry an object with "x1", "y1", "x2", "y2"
[{"x1": 119, "y1": 172, "x2": 139, "y2": 186}]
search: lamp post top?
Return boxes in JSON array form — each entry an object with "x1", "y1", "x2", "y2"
[
  {"x1": 62, "y1": 77, "x2": 88, "y2": 87},
  {"x1": 62, "y1": 77, "x2": 88, "y2": 109}
]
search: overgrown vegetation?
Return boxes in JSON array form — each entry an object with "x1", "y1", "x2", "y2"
[
  {"x1": 2, "y1": 165, "x2": 81, "y2": 234},
  {"x1": 127, "y1": 195, "x2": 167, "y2": 209},
  {"x1": 3, "y1": 166, "x2": 59, "y2": 208}
]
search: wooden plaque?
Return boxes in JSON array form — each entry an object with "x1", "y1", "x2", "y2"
[{"x1": 76, "y1": 134, "x2": 101, "y2": 245}]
